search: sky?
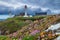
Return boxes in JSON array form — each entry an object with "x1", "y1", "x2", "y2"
[
  {"x1": 0, "y1": 0, "x2": 60, "y2": 9},
  {"x1": 0, "y1": 0, "x2": 60, "y2": 14},
  {"x1": 0, "y1": 0, "x2": 40, "y2": 9},
  {"x1": 0, "y1": 0, "x2": 60, "y2": 19}
]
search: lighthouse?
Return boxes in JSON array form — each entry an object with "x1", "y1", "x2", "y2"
[{"x1": 23, "y1": 5, "x2": 28, "y2": 17}]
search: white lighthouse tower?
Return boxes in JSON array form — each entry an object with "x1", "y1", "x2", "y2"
[{"x1": 23, "y1": 5, "x2": 28, "y2": 17}]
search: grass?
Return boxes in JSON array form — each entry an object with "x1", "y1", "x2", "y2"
[
  {"x1": 0, "y1": 35, "x2": 18, "y2": 40},
  {"x1": 22, "y1": 35, "x2": 35, "y2": 40},
  {"x1": 0, "y1": 35, "x2": 9, "y2": 40}
]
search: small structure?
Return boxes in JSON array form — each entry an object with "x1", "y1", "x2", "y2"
[
  {"x1": 8, "y1": 11, "x2": 14, "y2": 18},
  {"x1": 46, "y1": 9, "x2": 52, "y2": 15},
  {"x1": 9, "y1": 11, "x2": 12, "y2": 17},
  {"x1": 35, "y1": 12, "x2": 47, "y2": 15}
]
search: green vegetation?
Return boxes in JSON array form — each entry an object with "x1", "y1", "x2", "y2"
[
  {"x1": 11, "y1": 16, "x2": 46, "y2": 21},
  {"x1": 0, "y1": 16, "x2": 45, "y2": 35},
  {"x1": 22, "y1": 33, "x2": 39, "y2": 40},
  {"x1": 0, "y1": 35, "x2": 10, "y2": 40},
  {"x1": 0, "y1": 15, "x2": 59, "y2": 40},
  {"x1": 0, "y1": 35, "x2": 18, "y2": 40},
  {"x1": 22, "y1": 35, "x2": 35, "y2": 40},
  {"x1": 0, "y1": 19, "x2": 29, "y2": 34}
]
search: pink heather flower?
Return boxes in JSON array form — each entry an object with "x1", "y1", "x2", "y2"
[
  {"x1": 13, "y1": 32, "x2": 17, "y2": 37},
  {"x1": 8, "y1": 34, "x2": 13, "y2": 37},
  {"x1": 30, "y1": 30, "x2": 40, "y2": 35},
  {"x1": 19, "y1": 38, "x2": 22, "y2": 40}
]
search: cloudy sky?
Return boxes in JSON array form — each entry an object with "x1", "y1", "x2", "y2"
[
  {"x1": 0, "y1": 0, "x2": 60, "y2": 19},
  {"x1": 0, "y1": 0, "x2": 60, "y2": 14},
  {"x1": 0, "y1": 0, "x2": 40, "y2": 9},
  {"x1": 0, "y1": 0, "x2": 60, "y2": 9}
]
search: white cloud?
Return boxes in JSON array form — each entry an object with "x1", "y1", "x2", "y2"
[
  {"x1": 41, "y1": 7, "x2": 49, "y2": 11},
  {"x1": 0, "y1": 1, "x2": 40, "y2": 9},
  {"x1": 0, "y1": 1, "x2": 24, "y2": 8}
]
